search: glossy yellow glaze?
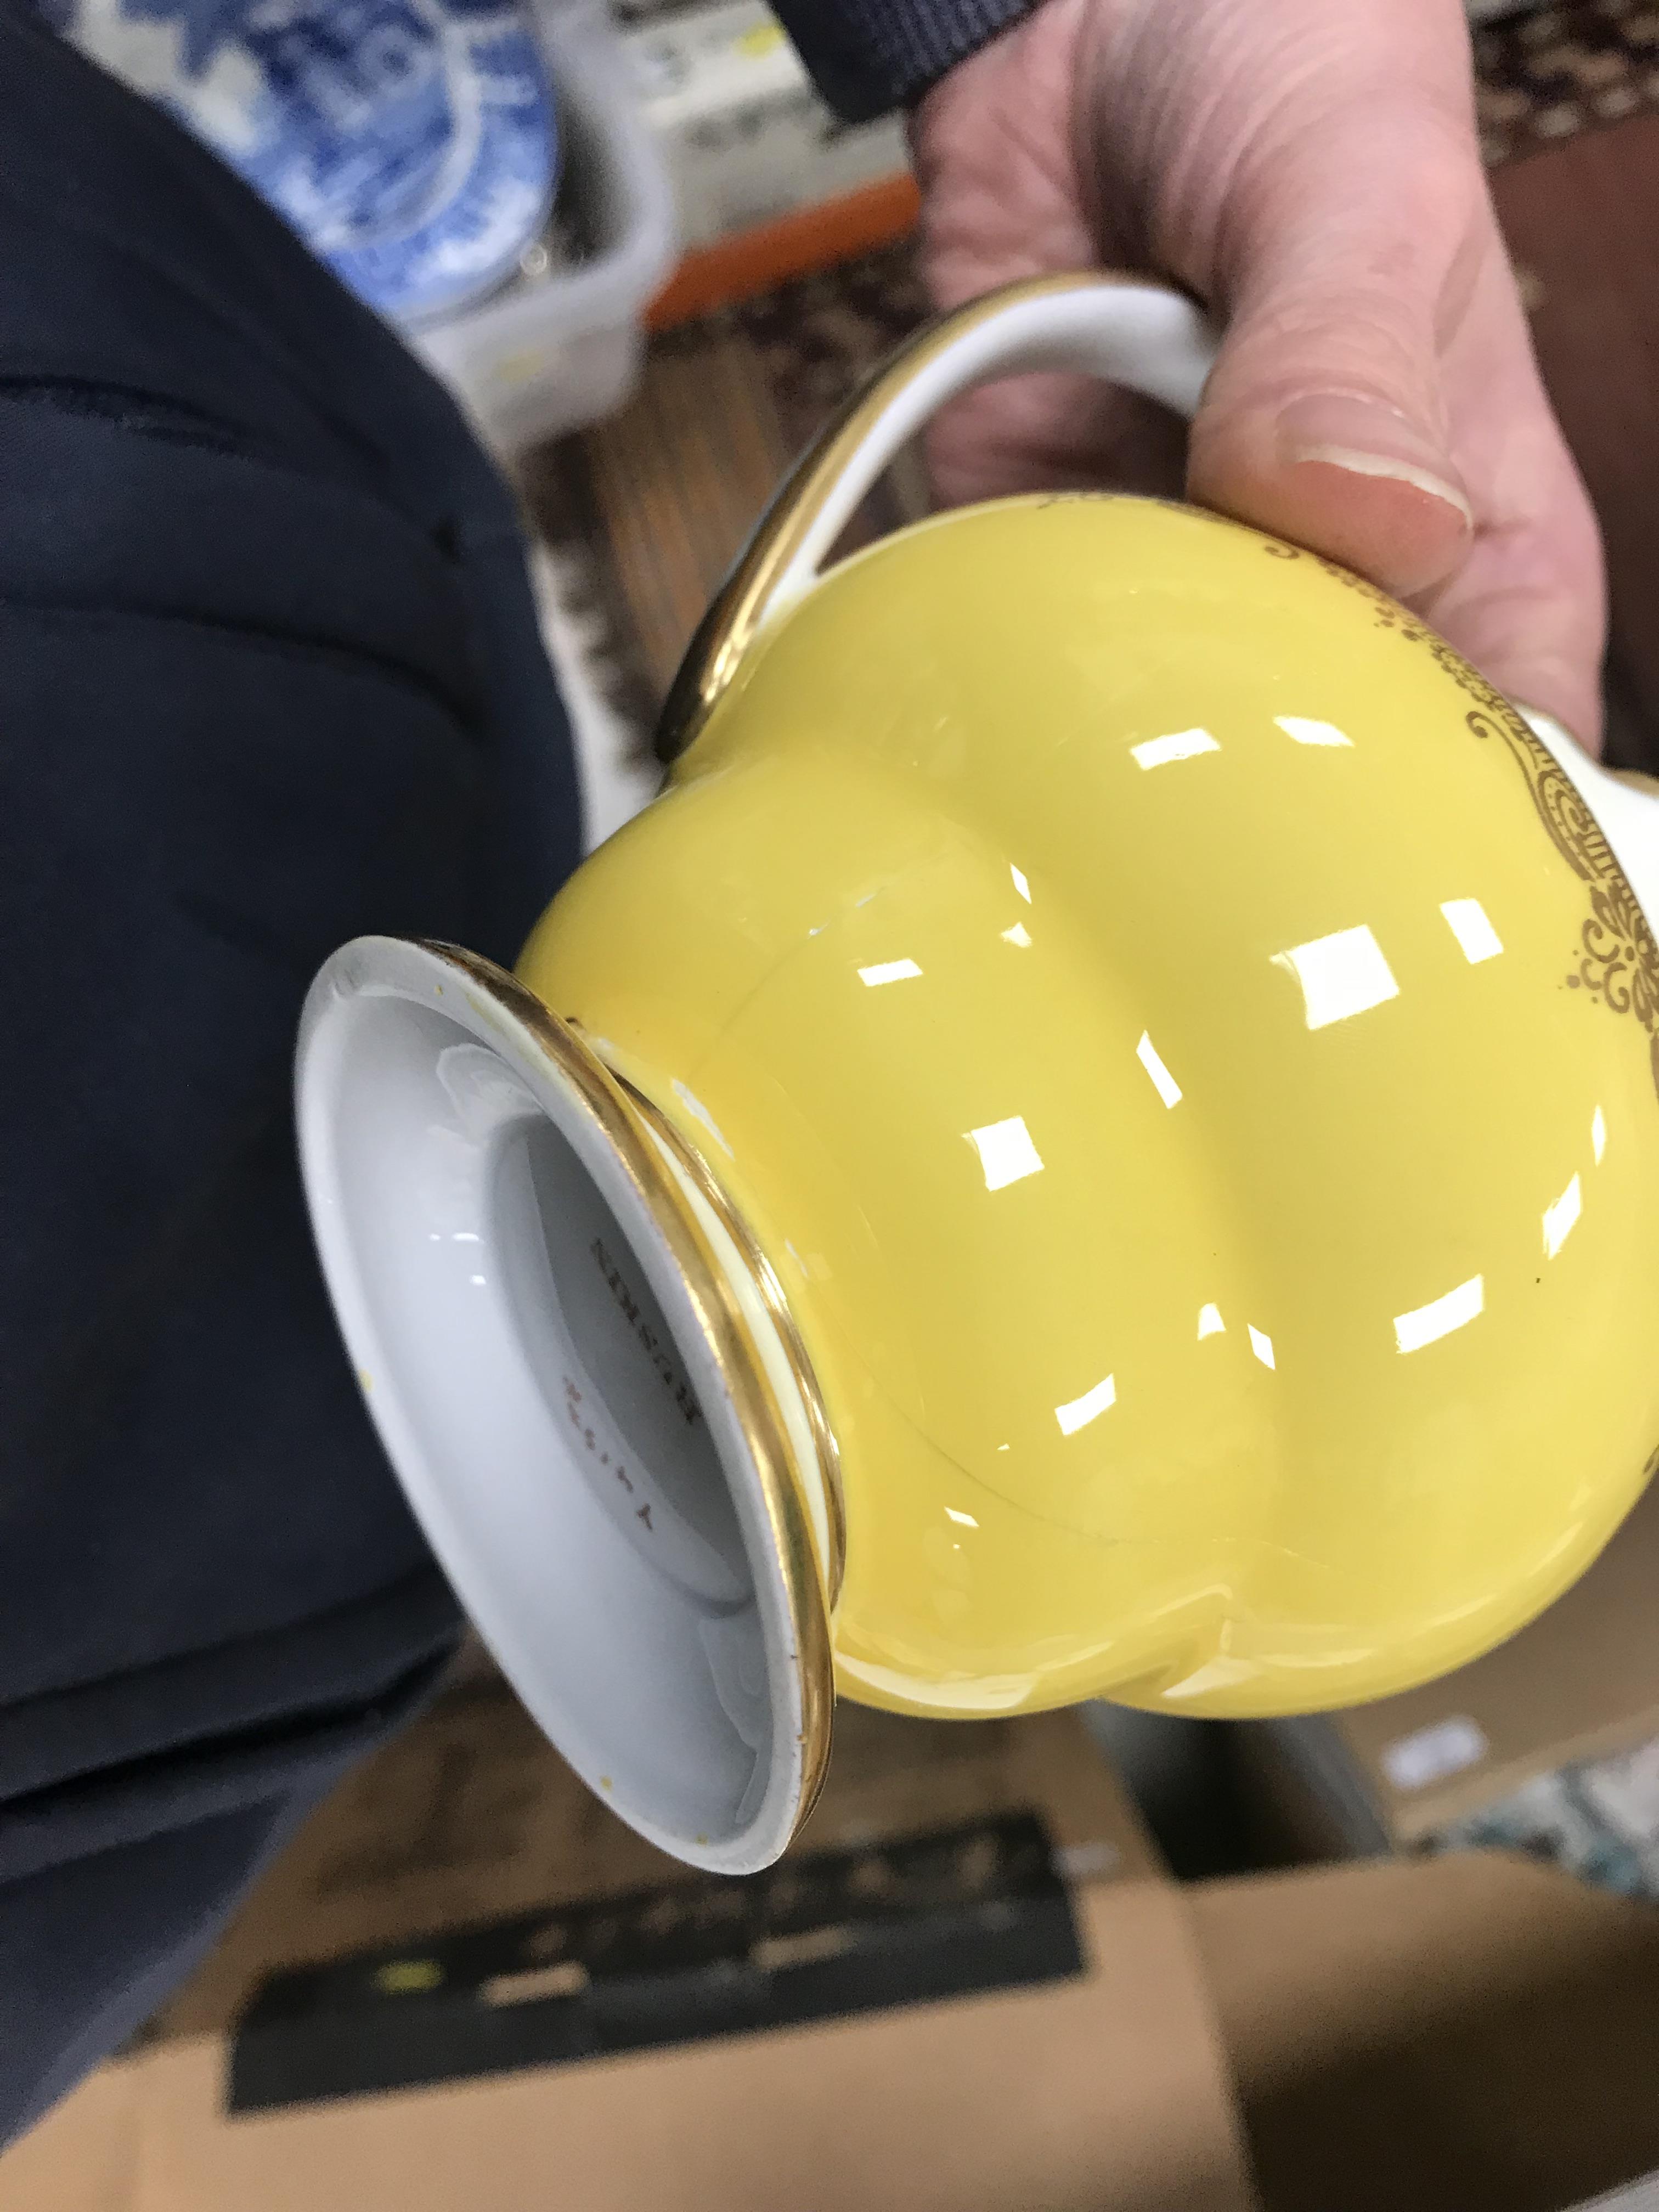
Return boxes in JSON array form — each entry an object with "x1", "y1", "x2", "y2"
[{"x1": 519, "y1": 494, "x2": 1659, "y2": 1719}]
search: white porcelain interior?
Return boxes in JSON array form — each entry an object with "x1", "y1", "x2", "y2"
[{"x1": 294, "y1": 936, "x2": 817, "y2": 1872}]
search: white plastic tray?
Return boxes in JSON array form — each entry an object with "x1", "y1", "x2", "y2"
[{"x1": 415, "y1": 0, "x2": 678, "y2": 453}]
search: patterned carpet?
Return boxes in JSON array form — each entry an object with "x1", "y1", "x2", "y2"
[
  {"x1": 1475, "y1": 0, "x2": 1659, "y2": 160},
  {"x1": 523, "y1": 0, "x2": 1659, "y2": 797}
]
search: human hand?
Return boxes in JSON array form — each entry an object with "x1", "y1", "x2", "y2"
[{"x1": 910, "y1": 0, "x2": 1605, "y2": 749}]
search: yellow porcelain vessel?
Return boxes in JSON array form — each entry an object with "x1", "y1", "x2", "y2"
[
  {"x1": 297, "y1": 275, "x2": 1659, "y2": 1873},
  {"x1": 525, "y1": 484, "x2": 1659, "y2": 1715}
]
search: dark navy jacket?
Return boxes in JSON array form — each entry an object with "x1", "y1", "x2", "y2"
[{"x1": 0, "y1": 0, "x2": 1030, "y2": 2143}]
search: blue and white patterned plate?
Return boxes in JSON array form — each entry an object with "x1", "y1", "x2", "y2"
[{"x1": 51, "y1": 0, "x2": 559, "y2": 323}]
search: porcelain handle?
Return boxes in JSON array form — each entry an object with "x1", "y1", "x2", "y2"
[{"x1": 653, "y1": 272, "x2": 1218, "y2": 763}]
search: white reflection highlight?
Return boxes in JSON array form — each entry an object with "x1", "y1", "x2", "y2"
[
  {"x1": 1248, "y1": 1325, "x2": 1276, "y2": 1370},
  {"x1": 1395, "y1": 1274, "x2": 1484, "y2": 1354},
  {"x1": 1197, "y1": 1303, "x2": 1226, "y2": 1340},
  {"x1": 945, "y1": 1507, "x2": 979, "y2": 1528},
  {"x1": 1011, "y1": 865, "x2": 1031, "y2": 903},
  {"x1": 966, "y1": 1116, "x2": 1045, "y2": 1190},
  {"x1": 858, "y1": 958, "x2": 922, "y2": 987},
  {"x1": 1275, "y1": 715, "x2": 1353, "y2": 748},
  {"x1": 1593, "y1": 1105, "x2": 1607, "y2": 1164},
  {"x1": 1272, "y1": 924, "x2": 1399, "y2": 1030},
  {"x1": 1132, "y1": 726, "x2": 1220, "y2": 771},
  {"x1": 837, "y1": 1652, "x2": 1035, "y2": 1709},
  {"x1": 1137, "y1": 1031, "x2": 1183, "y2": 1108},
  {"x1": 1440, "y1": 899, "x2": 1504, "y2": 964},
  {"x1": 672, "y1": 1080, "x2": 733, "y2": 1155},
  {"x1": 1056, "y1": 1373, "x2": 1116, "y2": 1435},
  {"x1": 1002, "y1": 922, "x2": 1032, "y2": 947},
  {"x1": 1544, "y1": 1173, "x2": 1582, "y2": 1258},
  {"x1": 1163, "y1": 1654, "x2": 1260, "y2": 1701}
]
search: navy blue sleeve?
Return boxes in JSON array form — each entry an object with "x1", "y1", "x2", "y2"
[
  {"x1": 773, "y1": 0, "x2": 1037, "y2": 120},
  {"x1": 0, "y1": 0, "x2": 582, "y2": 2144}
]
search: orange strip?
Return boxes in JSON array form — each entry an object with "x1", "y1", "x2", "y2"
[{"x1": 646, "y1": 172, "x2": 922, "y2": 332}]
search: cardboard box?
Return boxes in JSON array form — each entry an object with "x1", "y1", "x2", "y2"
[
  {"x1": 16, "y1": 1662, "x2": 1659, "y2": 2212},
  {"x1": 1190, "y1": 1850, "x2": 1659, "y2": 2212},
  {"x1": 1, "y1": 1681, "x2": 1260, "y2": 2212},
  {"x1": 619, "y1": 2, "x2": 919, "y2": 326},
  {"x1": 1235, "y1": 1476, "x2": 1659, "y2": 1862}
]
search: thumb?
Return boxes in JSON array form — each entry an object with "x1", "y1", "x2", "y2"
[{"x1": 1184, "y1": 96, "x2": 1482, "y2": 600}]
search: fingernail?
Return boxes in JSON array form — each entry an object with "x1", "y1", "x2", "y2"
[{"x1": 1277, "y1": 392, "x2": 1472, "y2": 526}]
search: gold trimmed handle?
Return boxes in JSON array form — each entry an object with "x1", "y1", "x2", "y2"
[{"x1": 653, "y1": 271, "x2": 1218, "y2": 765}]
